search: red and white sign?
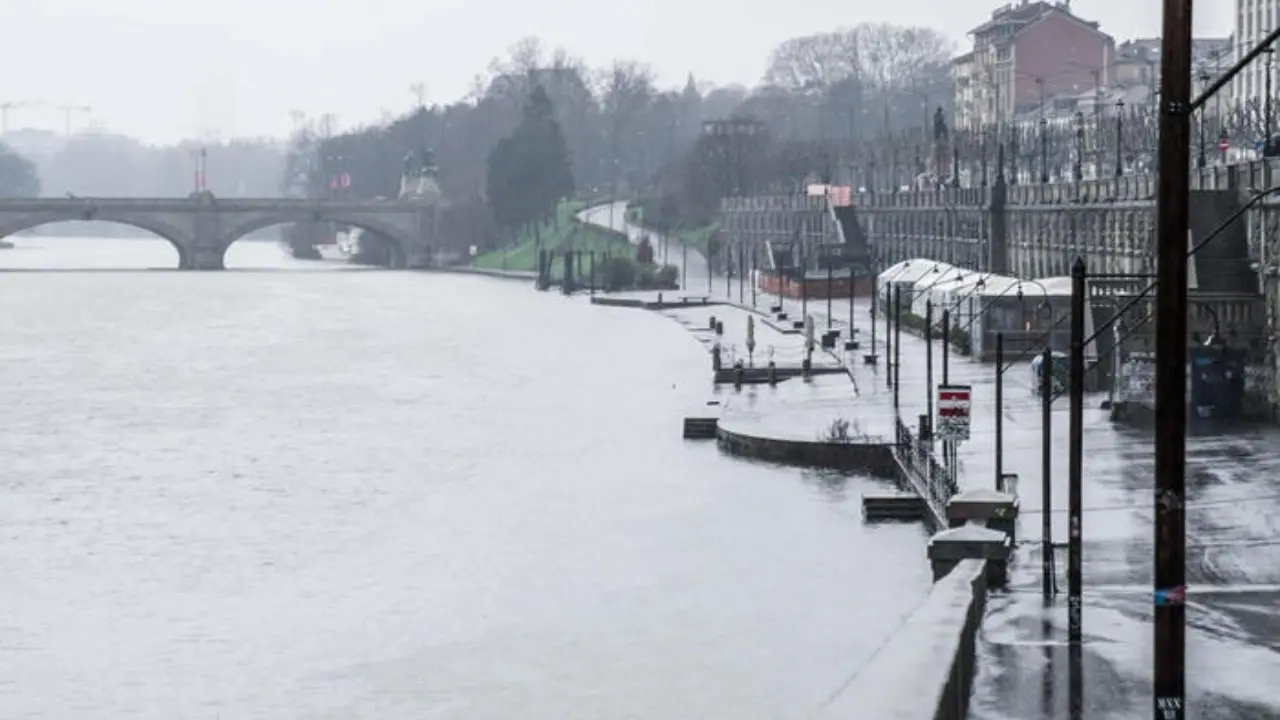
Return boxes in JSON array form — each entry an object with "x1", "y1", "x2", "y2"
[
  {"x1": 827, "y1": 185, "x2": 852, "y2": 206},
  {"x1": 936, "y1": 384, "x2": 971, "y2": 441},
  {"x1": 1218, "y1": 136, "x2": 1230, "y2": 152}
]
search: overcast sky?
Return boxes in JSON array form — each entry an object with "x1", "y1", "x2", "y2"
[{"x1": 3, "y1": 0, "x2": 1232, "y2": 143}]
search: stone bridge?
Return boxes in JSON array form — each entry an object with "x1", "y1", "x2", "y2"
[{"x1": 0, "y1": 192, "x2": 442, "y2": 269}]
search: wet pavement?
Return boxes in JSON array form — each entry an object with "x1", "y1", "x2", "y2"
[
  {"x1": 659, "y1": 303, "x2": 886, "y2": 445},
  {"x1": 580, "y1": 202, "x2": 1280, "y2": 716}
]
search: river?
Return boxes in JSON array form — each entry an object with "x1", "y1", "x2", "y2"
[{"x1": 0, "y1": 235, "x2": 930, "y2": 718}]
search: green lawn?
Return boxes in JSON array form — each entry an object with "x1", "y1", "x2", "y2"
[
  {"x1": 624, "y1": 200, "x2": 717, "y2": 256},
  {"x1": 472, "y1": 201, "x2": 633, "y2": 275}
]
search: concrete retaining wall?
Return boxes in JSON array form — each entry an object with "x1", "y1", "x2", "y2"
[
  {"x1": 429, "y1": 266, "x2": 538, "y2": 281},
  {"x1": 715, "y1": 424, "x2": 898, "y2": 477},
  {"x1": 813, "y1": 558, "x2": 988, "y2": 719}
]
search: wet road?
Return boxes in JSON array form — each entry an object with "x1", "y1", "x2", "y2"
[
  {"x1": 0, "y1": 234, "x2": 935, "y2": 718},
  {"x1": 580, "y1": 203, "x2": 1280, "y2": 717}
]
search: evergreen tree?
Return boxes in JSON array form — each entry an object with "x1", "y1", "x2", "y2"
[
  {"x1": 485, "y1": 84, "x2": 576, "y2": 237},
  {"x1": 485, "y1": 136, "x2": 527, "y2": 234},
  {"x1": 0, "y1": 143, "x2": 41, "y2": 198},
  {"x1": 513, "y1": 84, "x2": 575, "y2": 223}
]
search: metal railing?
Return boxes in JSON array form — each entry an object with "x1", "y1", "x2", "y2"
[{"x1": 894, "y1": 417, "x2": 958, "y2": 518}]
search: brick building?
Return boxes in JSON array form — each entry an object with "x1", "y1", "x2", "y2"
[{"x1": 953, "y1": 1, "x2": 1115, "y2": 129}]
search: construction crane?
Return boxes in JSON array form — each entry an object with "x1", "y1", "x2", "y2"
[
  {"x1": 55, "y1": 104, "x2": 92, "y2": 136},
  {"x1": 0, "y1": 101, "x2": 91, "y2": 135},
  {"x1": 0, "y1": 101, "x2": 35, "y2": 134}
]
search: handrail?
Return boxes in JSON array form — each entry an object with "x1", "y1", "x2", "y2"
[{"x1": 893, "y1": 417, "x2": 957, "y2": 518}]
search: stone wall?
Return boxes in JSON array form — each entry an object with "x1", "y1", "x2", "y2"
[
  {"x1": 716, "y1": 159, "x2": 1280, "y2": 410},
  {"x1": 718, "y1": 193, "x2": 839, "y2": 271},
  {"x1": 813, "y1": 558, "x2": 988, "y2": 719}
]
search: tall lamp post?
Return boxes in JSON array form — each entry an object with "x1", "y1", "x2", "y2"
[
  {"x1": 1074, "y1": 112, "x2": 1085, "y2": 181},
  {"x1": 1039, "y1": 116, "x2": 1050, "y2": 183},
  {"x1": 1266, "y1": 47, "x2": 1275, "y2": 150},
  {"x1": 1114, "y1": 100, "x2": 1125, "y2": 177},
  {"x1": 1198, "y1": 71, "x2": 1210, "y2": 168}
]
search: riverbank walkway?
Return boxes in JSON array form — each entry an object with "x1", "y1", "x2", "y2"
[{"x1": 578, "y1": 200, "x2": 1280, "y2": 716}]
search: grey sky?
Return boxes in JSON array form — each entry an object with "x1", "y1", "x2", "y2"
[{"x1": 4, "y1": 0, "x2": 1231, "y2": 142}]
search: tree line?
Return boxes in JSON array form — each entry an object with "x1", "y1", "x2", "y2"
[{"x1": 285, "y1": 25, "x2": 955, "y2": 250}]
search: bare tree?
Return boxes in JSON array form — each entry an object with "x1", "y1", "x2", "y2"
[
  {"x1": 762, "y1": 31, "x2": 860, "y2": 90},
  {"x1": 599, "y1": 60, "x2": 656, "y2": 199},
  {"x1": 852, "y1": 23, "x2": 952, "y2": 90}
]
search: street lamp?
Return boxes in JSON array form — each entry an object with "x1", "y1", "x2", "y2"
[
  {"x1": 1039, "y1": 116, "x2": 1050, "y2": 183},
  {"x1": 1010, "y1": 125, "x2": 1020, "y2": 185},
  {"x1": 881, "y1": 260, "x2": 920, "y2": 388},
  {"x1": 1074, "y1": 112, "x2": 1085, "y2": 181},
  {"x1": 1114, "y1": 99, "x2": 1124, "y2": 177},
  {"x1": 1266, "y1": 46, "x2": 1275, "y2": 152},
  {"x1": 980, "y1": 126, "x2": 989, "y2": 187},
  {"x1": 1198, "y1": 71, "x2": 1210, "y2": 168}
]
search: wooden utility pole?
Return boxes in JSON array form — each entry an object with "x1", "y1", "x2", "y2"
[{"x1": 1152, "y1": 0, "x2": 1192, "y2": 716}]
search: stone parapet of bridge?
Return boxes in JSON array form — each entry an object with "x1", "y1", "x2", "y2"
[{"x1": 0, "y1": 193, "x2": 443, "y2": 270}]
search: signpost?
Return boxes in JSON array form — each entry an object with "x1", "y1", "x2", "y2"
[{"x1": 936, "y1": 384, "x2": 971, "y2": 441}]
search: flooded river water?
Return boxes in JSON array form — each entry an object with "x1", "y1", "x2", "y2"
[{"x1": 0, "y1": 236, "x2": 930, "y2": 718}]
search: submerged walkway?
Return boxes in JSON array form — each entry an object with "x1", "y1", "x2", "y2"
[{"x1": 580, "y1": 201, "x2": 1280, "y2": 716}]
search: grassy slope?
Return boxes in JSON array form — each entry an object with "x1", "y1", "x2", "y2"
[
  {"x1": 624, "y1": 203, "x2": 718, "y2": 256},
  {"x1": 471, "y1": 201, "x2": 633, "y2": 274}
]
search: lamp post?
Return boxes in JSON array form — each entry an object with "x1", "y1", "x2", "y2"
[
  {"x1": 1040, "y1": 116, "x2": 1050, "y2": 183},
  {"x1": 925, "y1": 300, "x2": 935, "y2": 440},
  {"x1": 1016, "y1": 279, "x2": 1055, "y2": 602},
  {"x1": 995, "y1": 331, "x2": 1004, "y2": 489},
  {"x1": 893, "y1": 286, "x2": 903, "y2": 410},
  {"x1": 1010, "y1": 126, "x2": 1020, "y2": 185},
  {"x1": 981, "y1": 126, "x2": 989, "y2": 187},
  {"x1": 1067, "y1": 257, "x2": 1086, "y2": 719},
  {"x1": 1266, "y1": 47, "x2": 1275, "y2": 150},
  {"x1": 1198, "y1": 71, "x2": 1210, "y2": 168},
  {"x1": 1074, "y1": 112, "x2": 1085, "y2": 182},
  {"x1": 1115, "y1": 100, "x2": 1124, "y2": 177}
]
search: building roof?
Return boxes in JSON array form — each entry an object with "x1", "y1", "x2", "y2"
[{"x1": 970, "y1": 1, "x2": 1101, "y2": 39}]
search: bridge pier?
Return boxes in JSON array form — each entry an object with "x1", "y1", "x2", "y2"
[{"x1": 187, "y1": 246, "x2": 226, "y2": 270}]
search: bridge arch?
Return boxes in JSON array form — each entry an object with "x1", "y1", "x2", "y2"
[
  {"x1": 219, "y1": 213, "x2": 412, "y2": 268},
  {"x1": 0, "y1": 211, "x2": 193, "y2": 267}
]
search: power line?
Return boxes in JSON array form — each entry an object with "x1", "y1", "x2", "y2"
[{"x1": 1010, "y1": 491, "x2": 1280, "y2": 515}]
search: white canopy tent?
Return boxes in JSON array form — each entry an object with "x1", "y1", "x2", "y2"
[
  {"x1": 877, "y1": 259, "x2": 955, "y2": 309},
  {"x1": 1031, "y1": 276, "x2": 1074, "y2": 297},
  {"x1": 973, "y1": 275, "x2": 1023, "y2": 298},
  {"x1": 910, "y1": 266, "x2": 968, "y2": 316}
]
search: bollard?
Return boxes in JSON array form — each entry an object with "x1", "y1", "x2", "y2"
[
  {"x1": 768, "y1": 360, "x2": 777, "y2": 386},
  {"x1": 657, "y1": 292, "x2": 663, "y2": 305},
  {"x1": 711, "y1": 344, "x2": 722, "y2": 372},
  {"x1": 919, "y1": 413, "x2": 932, "y2": 442},
  {"x1": 734, "y1": 360, "x2": 744, "y2": 389},
  {"x1": 802, "y1": 353, "x2": 812, "y2": 378},
  {"x1": 709, "y1": 315, "x2": 717, "y2": 330},
  {"x1": 715, "y1": 320, "x2": 723, "y2": 335}
]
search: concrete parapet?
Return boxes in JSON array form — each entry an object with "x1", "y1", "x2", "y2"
[
  {"x1": 812, "y1": 559, "x2": 988, "y2": 720},
  {"x1": 928, "y1": 523, "x2": 1011, "y2": 587},
  {"x1": 945, "y1": 488, "x2": 1019, "y2": 543},
  {"x1": 715, "y1": 424, "x2": 898, "y2": 476}
]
